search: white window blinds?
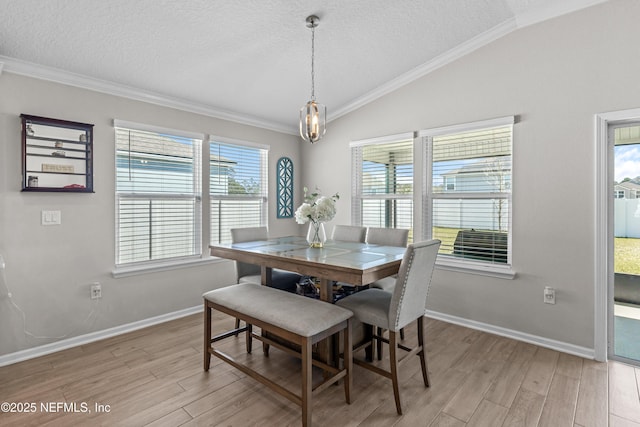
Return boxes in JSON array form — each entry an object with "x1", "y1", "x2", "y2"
[
  {"x1": 210, "y1": 140, "x2": 268, "y2": 244},
  {"x1": 115, "y1": 125, "x2": 202, "y2": 266},
  {"x1": 352, "y1": 136, "x2": 413, "y2": 240},
  {"x1": 424, "y1": 119, "x2": 513, "y2": 265}
]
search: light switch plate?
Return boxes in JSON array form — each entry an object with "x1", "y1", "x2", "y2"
[{"x1": 41, "y1": 210, "x2": 61, "y2": 225}]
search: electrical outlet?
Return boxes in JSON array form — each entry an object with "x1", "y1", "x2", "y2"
[
  {"x1": 544, "y1": 286, "x2": 555, "y2": 304},
  {"x1": 90, "y1": 283, "x2": 102, "y2": 299}
]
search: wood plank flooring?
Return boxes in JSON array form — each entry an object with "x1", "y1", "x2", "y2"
[{"x1": 0, "y1": 312, "x2": 638, "y2": 426}]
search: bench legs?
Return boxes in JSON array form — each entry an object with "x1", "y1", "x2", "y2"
[
  {"x1": 204, "y1": 302, "x2": 212, "y2": 371},
  {"x1": 343, "y1": 319, "x2": 353, "y2": 404},
  {"x1": 204, "y1": 299, "x2": 352, "y2": 427},
  {"x1": 301, "y1": 338, "x2": 312, "y2": 427}
]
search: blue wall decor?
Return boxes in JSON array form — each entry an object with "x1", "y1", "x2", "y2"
[{"x1": 276, "y1": 157, "x2": 294, "y2": 218}]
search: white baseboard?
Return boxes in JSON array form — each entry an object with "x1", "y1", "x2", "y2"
[
  {"x1": 425, "y1": 310, "x2": 595, "y2": 360},
  {"x1": 0, "y1": 305, "x2": 202, "y2": 367},
  {"x1": 1, "y1": 305, "x2": 595, "y2": 367}
]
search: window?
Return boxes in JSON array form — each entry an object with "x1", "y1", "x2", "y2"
[
  {"x1": 210, "y1": 138, "x2": 268, "y2": 244},
  {"x1": 615, "y1": 190, "x2": 625, "y2": 199},
  {"x1": 445, "y1": 176, "x2": 456, "y2": 191},
  {"x1": 115, "y1": 121, "x2": 203, "y2": 266},
  {"x1": 421, "y1": 117, "x2": 514, "y2": 269},
  {"x1": 351, "y1": 134, "x2": 413, "y2": 239}
]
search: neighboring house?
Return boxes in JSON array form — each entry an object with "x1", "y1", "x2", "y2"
[
  {"x1": 434, "y1": 156, "x2": 511, "y2": 232},
  {"x1": 439, "y1": 156, "x2": 511, "y2": 193},
  {"x1": 115, "y1": 135, "x2": 239, "y2": 263},
  {"x1": 614, "y1": 180, "x2": 640, "y2": 199},
  {"x1": 614, "y1": 180, "x2": 640, "y2": 239}
]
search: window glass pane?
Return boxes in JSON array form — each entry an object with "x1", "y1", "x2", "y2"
[
  {"x1": 210, "y1": 141, "x2": 267, "y2": 244},
  {"x1": 354, "y1": 139, "x2": 413, "y2": 240},
  {"x1": 115, "y1": 127, "x2": 202, "y2": 265},
  {"x1": 361, "y1": 199, "x2": 413, "y2": 230},
  {"x1": 432, "y1": 127, "x2": 512, "y2": 194},
  {"x1": 433, "y1": 198, "x2": 509, "y2": 263},
  {"x1": 116, "y1": 129, "x2": 196, "y2": 194},
  {"x1": 428, "y1": 124, "x2": 512, "y2": 265},
  {"x1": 362, "y1": 142, "x2": 413, "y2": 195}
]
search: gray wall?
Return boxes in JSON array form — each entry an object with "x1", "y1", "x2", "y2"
[
  {"x1": 0, "y1": 73, "x2": 302, "y2": 356},
  {"x1": 302, "y1": 0, "x2": 640, "y2": 351},
  {"x1": 2, "y1": 0, "x2": 638, "y2": 360}
]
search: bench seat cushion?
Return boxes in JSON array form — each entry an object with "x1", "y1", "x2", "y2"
[{"x1": 203, "y1": 283, "x2": 353, "y2": 337}]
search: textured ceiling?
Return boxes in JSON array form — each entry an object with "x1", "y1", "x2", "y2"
[{"x1": 0, "y1": 0, "x2": 605, "y2": 134}]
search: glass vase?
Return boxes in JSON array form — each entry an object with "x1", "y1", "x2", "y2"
[{"x1": 306, "y1": 222, "x2": 326, "y2": 248}]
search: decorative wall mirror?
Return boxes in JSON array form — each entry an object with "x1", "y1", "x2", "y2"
[{"x1": 276, "y1": 157, "x2": 294, "y2": 218}]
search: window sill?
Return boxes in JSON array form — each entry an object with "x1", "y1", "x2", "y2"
[
  {"x1": 112, "y1": 256, "x2": 224, "y2": 279},
  {"x1": 436, "y1": 258, "x2": 516, "y2": 279}
]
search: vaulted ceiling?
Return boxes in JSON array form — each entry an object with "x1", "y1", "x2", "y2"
[{"x1": 0, "y1": 0, "x2": 605, "y2": 134}]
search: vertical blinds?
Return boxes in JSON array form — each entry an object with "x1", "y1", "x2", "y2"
[
  {"x1": 210, "y1": 140, "x2": 268, "y2": 244},
  {"x1": 115, "y1": 127, "x2": 202, "y2": 265},
  {"x1": 429, "y1": 125, "x2": 512, "y2": 264},
  {"x1": 353, "y1": 139, "x2": 413, "y2": 239}
]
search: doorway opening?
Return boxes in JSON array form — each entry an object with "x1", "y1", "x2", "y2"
[{"x1": 611, "y1": 123, "x2": 640, "y2": 365}]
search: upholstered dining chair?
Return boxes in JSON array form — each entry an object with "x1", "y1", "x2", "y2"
[
  {"x1": 230, "y1": 227, "x2": 302, "y2": 331},
  {"x1": 230, "y1": 227, "x2": 301, "y2": 292},
  {"x1": 366, "y1": 227, "x2": 409, "y2": 292},
  {"x1": 330, "y1": 225, "x2": 367, "y2": 243},
  {"x1": 336, "y1": 239, "x2": 440, "y2": 415},
  {"x1": 365, "y1": 227, "x2": 410, "y2": 357}
]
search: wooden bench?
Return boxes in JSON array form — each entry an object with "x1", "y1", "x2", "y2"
[{"x1": 203, "y1": 283, "x2": 353, "y2": 427}]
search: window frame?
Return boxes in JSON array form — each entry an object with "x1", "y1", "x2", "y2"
[
  {"x1": 113, "y1": 120, "x2": 205, "y2": 272},
  {"x1": 208, "y1": 135, "x2": 269, "y2": 245},
  {"x1": 420, "y1": 116, "x2": 515, "y2": 279},
  {"x1": 350, "y1": 132, "x2": 415, "y2": 237}
]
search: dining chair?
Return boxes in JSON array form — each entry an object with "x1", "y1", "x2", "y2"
[
  {"x1": 336, "y1": 239, "x2": 440, "y2": 415},
  {"x1": 230, "y1": 227, "x2": 303, "y2": 331},
  {"x1": 230, "y1": 227, "x2": 302, "y2": 292},
  {"x1": 365, "y1": 227, "x2": 410, "y2": 358},
  {"x1": 330, "y1": 225, "x2": 367, "y2": 295},
  {"x1": 330, "y1": 225, "x2": 367, "y2": 243},
  {"x1": 366, "y1": 227, "x2": 409, "y2": 291}
]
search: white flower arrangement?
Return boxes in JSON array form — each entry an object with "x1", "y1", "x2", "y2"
[{"x1": 295, "y1": 187, "x2": 339, "y2": 225}]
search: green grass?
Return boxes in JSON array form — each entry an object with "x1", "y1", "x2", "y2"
[
  {"x1": 615, "y1": 237, "x2": 640, "y2": 275},
  {"x1": 433, "y1": 230, "x2": 640, "y2": 273}
]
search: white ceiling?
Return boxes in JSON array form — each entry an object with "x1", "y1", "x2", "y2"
[{"x1": 0, "y1": 0, "x2": 605, "y2": 134}]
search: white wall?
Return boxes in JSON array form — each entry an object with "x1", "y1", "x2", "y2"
[
  {"x1": 303, "y1": 0, "x2": 640, "y2": 352},
  {"x1": 0, "y1": 73, "x2": 302, "y2": 357}
]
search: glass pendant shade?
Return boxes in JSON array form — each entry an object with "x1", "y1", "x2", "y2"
[{"x1": 299, "y1": 100, "x2": 326, "y2": 143}]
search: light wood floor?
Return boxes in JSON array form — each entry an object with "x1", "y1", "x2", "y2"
[{"x1": 1, "y1": 313, "x2": 639, "y2": 427}]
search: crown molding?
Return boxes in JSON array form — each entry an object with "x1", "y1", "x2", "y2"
[
  {"x1": 513, "y1": 0, "x2": 608, "y2": 28},
  {"x1": 1, "y1": 1, "x2": 605, "y2": 134},
  {"x1": 328, "y1": 18, "x2": 518, "y2": 122},
  {"x1": 0, "y1": 55, "x2": 297, "y2": 135},
  {"x1": 329, "y1": 0, "x2": 606, "y2": 123}
]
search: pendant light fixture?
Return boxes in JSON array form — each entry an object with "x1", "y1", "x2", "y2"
[{"x1": 299, "y1": 15, "x2": 326, "y2": 143}]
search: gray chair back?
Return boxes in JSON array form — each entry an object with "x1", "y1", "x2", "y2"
[
  {"x1": 230, "y1": 227, "x2": 269, "y2": 281},
  {"x1": 331, "y1": 225, "x2": 367, "y2": 243},
  {"x1": 389, "y1": 240, "x2": 440, "y2": 331},
  {"x1": 366, "y1": 227, "x2": 409, "y2": 247}
]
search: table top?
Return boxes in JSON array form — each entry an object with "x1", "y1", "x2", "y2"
[{"x1": 210, "y1": 235, "x2": 406, "y2": 286}]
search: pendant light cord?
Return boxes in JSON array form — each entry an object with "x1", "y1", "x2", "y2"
[{"x1": 310, "y1": 21, "x2": 315, "y2": 101}]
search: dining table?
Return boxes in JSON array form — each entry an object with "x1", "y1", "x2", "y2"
[
  {"x1": 209, "y1": 235, "x2": 406, "y2": 303},
  {"x1": 210, "y1": 235, "x2": 407, "y2": 364}
]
